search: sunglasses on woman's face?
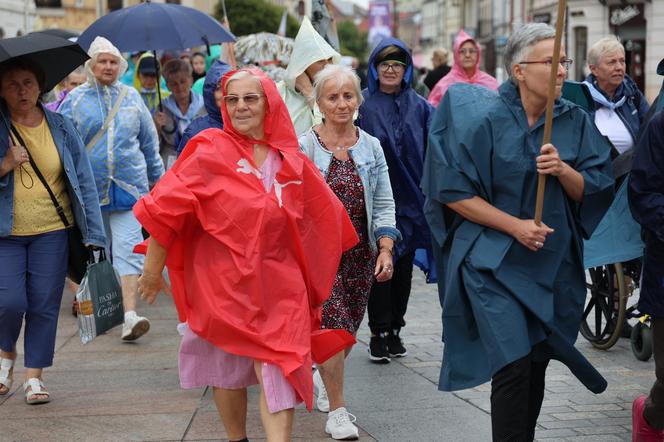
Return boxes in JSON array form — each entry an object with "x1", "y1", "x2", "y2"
[{"x1": 223, "y1": 93, "x2": 264, "y2": 107}]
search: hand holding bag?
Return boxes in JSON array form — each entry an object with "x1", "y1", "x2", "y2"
[{"x1": 76, "y1": 250, "x2": 125, "y2": 344}]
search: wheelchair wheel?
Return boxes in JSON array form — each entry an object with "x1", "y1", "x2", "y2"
[
  {"x1": 631, "y1": 321, "x2": 653, "y2": 362},
  {"x1": 580, "y1": 262, "x2": 627, "y2": 349}
]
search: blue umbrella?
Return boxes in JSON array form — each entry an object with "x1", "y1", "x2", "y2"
[{"x1": 77, "y1": 0, "x2": 235, "y2": 52}]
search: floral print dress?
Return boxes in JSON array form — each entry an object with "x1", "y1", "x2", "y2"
[{"x1": 315, "y1": 130, "x2": 376, "y2": 334}]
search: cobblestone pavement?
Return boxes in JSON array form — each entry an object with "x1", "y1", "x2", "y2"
[
  {"x1": 355, "y1": 271, "x2": 652, "y2": 442},
  {"x1": 0, "y1": 270, "x2": 653, "y2": 441}
]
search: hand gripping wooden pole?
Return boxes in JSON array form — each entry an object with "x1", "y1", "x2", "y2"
[{"x1": 534, "y1": 0, "x2": 567, "y2": 226}]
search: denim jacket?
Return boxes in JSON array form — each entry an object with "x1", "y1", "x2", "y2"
[
  {"x1": 0, "y1": 106, "x2": 106, "y2": 246},
  {"x1": 299, "y1": 128, "x2": 401, "y2": 250}
]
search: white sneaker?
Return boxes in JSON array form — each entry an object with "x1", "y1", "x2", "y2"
[
  {"x1": 121, "y1": 315, "x2": 150, "y2": 341},
  {"x1": 325, "y1": 407, "x2": 359, "y2": 440},
  {"x1": 314, "y1": 369, "x2": 330, "y2": 412}
]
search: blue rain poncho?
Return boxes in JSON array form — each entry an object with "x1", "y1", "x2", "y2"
[
  {"x1": 422, "y1": 82, "x2": 614, "y2": 393},
  {"x1": 358, "y1": 38, "x2": 435, "y2": 260},
  {"x1": 59, "y1": 37, "x2": 163, "y2": 209}
]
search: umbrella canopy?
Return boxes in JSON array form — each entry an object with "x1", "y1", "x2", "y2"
[
  {"x1": 0, "y1": 33, "x2": 89, "y2": 92},
  {"x1": 31, "y1": 28, "x2": 79, "y2": 40},
  {"x1": 77, "y1": 0, "x2": 235, "y2": 53}
]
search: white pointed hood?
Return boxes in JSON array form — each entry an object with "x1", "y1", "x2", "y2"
[{"x1": 284, "y1": 17, "x2": 340, "y2": 91}]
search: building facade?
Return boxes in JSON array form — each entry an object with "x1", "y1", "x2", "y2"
[
  {"x1": 530, "y1": 0, "x2": 663, "y2": 101},
  {"x1": 31, "y1": 0, "x2": 216, "y2": 34},
  {"x1": 0, "y1": 0, "x2": 36, "y2": 37}
]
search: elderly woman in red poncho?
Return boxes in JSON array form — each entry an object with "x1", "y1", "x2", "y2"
[{"x1": 134, "y1": 68, "x2": 358, "y2": 441}]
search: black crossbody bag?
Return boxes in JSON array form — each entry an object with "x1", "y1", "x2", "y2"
[{"x1": 10, "y1": 125, "x2": 92, "y2": 284}]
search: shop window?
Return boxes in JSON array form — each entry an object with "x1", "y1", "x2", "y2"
[
  {"x1": 35, "y1": 0, "x2": 62, "y2": 7},
  {"x1": 107, "y1": 0, "x2": 122, "y2": 11},
  {"x1": 573, "y1": 26, "x2": 587, "y2": 82}
]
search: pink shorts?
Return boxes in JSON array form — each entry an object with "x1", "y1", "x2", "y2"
[{"x1": 178, "y1": 326, "x2": 301, "y2": 413}]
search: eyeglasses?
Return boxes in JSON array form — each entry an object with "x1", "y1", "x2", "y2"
[
  {"x1": 223, "y1": 93, "x2": 264, "y2": 107},
  {"x1": 518, "y1": 58, "x2": 574, "y2": 70},
  {"x1": 378, "y1": 61, "x2": 406, "y2": 73},
  {"x1": 458, "y1": 48, "x2": 478, "y2": 56}
]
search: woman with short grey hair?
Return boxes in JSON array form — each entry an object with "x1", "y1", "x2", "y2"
[
  {"x1": 423, "y1": 22, "x2": 614, "y2": 440},
  {"x1": 311, "y1": 64, "x2": 364, "y2": 107},
  {"x1": 300, "y1": 63, "x2": 400, "y2": 440},
  {"x1": 583, "y1": 35, "x2": 649, "y2": 156},
  {"x1": 155, "y1": 59, "x2": 205, "y2": 169},
  {"x1": 503, "y1": 22, "x2": 556, "y2": 83}
]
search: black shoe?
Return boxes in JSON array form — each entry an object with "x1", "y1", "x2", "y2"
[
  {"x1": 387, "y1": 329, "x2": 407, "y2": 358},
  {"x1": 368, "y1": 333, "x2": 391, "y2": 363}
]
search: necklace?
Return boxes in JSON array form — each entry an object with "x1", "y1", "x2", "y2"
[{"x1": 314, "y1": 127, "x2": 359, "y2": 153}]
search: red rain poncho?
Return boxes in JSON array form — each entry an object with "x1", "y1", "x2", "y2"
[
  {"x1": 427, "y1": 30, "x2": 499, "y2": 107},
  {"x1": 133, "y1": 69, "x2": 358, "y2": 409}
]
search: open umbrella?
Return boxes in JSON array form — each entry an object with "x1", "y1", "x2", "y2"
[
  {"x1": 77, "y1": 0, "x2": 235, "y2": 53},
  {"x1": 31, "y1": 28, "x2": 79, "y2": 41},
  {"x1": 0, "y1": 33, "x2": 89, "y2": 138},
  {"x1": 77, "y1": 0, "x2": 235, "y2": 111},
  {"x1": 0, "y1": 33, "x2": 89, "y2": 92}
]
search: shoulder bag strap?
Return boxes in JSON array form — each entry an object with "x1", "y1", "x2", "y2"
[
  {"x1": 85, "y1": 85, "x2": 129, "y2": 150},
  {"x1": 9, "y1": 125, "x2": 70, "y2": 228}
]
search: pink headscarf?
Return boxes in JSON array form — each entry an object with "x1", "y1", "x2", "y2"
[{"x1": 427, "y1": 30, "x2": 499, "y2": 107}]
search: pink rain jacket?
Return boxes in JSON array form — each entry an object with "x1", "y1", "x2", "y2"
[{"x1": 428, "y1": 30, "x2": 499, "y2": 107}]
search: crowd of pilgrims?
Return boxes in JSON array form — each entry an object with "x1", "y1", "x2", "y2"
[{"x1": 1, "y1": 15, "x2": 664, "y2": 442}]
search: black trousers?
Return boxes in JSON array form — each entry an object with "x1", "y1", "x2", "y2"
[
  {"x1": 644, "y1": 317, "x2": 664, "y2": 429},
  {"x1": 491, "y1": 353, "x2": 549, "y2": 442},
  {"x1": 367, "y1": 251, "x2": 415, "y2": 334}
]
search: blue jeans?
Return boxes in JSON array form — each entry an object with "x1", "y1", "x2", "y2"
[{"x1": 0, "y1": 230, "x2": 68, "y2": 368}]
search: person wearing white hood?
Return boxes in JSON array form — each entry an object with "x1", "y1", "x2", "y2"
[
  {"x1": 277, "y1": 17, "x2": 340, "y2": 136},
  {"x1": 60, "y1": 37, "x2": 164, "y2": 342}
]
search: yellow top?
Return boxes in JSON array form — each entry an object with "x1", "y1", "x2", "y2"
[{"x1": 12, "y1": 118, "x2": 74, "y2": 236}]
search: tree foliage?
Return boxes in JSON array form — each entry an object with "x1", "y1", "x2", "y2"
[
  {"x1": 215, "y1": 0, "x2": 300, "y2": 38},
  {"x1": 336, "y1": 20, "x2": 369, "y2": 62}
]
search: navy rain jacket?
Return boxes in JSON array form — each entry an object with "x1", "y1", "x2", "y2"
[{"x1": 358, "y1": 38, "x2": 435, "y2": 261}]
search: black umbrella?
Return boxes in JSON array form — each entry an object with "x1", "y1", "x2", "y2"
[
  {"x1": 31, "y1": 28, "x2": 79, "y2": 40},
  {"x1": 0, "y1": 33, "x2": 89, "y2": 92},
  {"x1": 0, "y1": 33, "x2": 89, "y2": 135}
]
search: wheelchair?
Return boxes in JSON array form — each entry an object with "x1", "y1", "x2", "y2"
[{"x1": 580, "y1": 180, "x2": 651, "y2": 360}]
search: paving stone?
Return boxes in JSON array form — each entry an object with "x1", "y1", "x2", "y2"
[
  {"x1": 577, "y1": 425, "x2": 631, "y2": 435},
  {"x1": 534, "y1": 428, "x2": 579, "y2": 439},
  {"x1": 3, "y1": 268, "x2": 656, "y2": 441},
  {"x1": 539, "y1": 419, "x2": 595, "y2": 430},
  {"x1": 551, "y1": 411, "x2": 609, "y2": 420}
]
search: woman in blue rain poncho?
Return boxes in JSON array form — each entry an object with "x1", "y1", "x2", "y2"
[
  {"x1": 358, "y1": 38, "x2": 435, "y2": 363},
  {"x1": 59, "y1": 37, "x2": 164, "y2": 343},
  {"x1": 422, "y1": 24, "x2": 614, "y2": 441}
]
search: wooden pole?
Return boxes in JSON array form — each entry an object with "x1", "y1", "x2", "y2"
[{"x1": 534, "y1": 0, "x2": 567, "y2": 226}]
